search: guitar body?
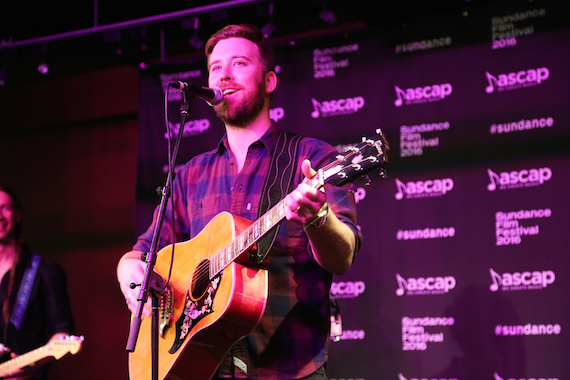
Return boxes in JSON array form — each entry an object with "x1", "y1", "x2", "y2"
[
  {"x1": 128, "y1": 131, "x2": 389, "y2": 380},
  {"x1": 129, "y1": 212, "x2": 268, "y2": 380}
]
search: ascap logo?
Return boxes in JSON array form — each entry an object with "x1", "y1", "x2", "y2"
[
  {"x1": 494, "y1": 372, "x2": 558, "y2": 380},
  {"x1": 489, "y1": 268, "x2": 555, "y2": 291},
  {"x1": 487, "y1": 167, "x2": 552, "y2": 191},
  {"x1": 353, "y1": 187, "x2": 366, "y2": 204},
  {"x1": 269, "y1": 107, "x2": 285, "y2": 122},
  {"x1": 310, "y1": 96, "x2": 365, "y2": 118},
  {"x1": 485, "y1": 67, "x2": 549, "y2": 93},
  {"x1": 396, "y1": 274, "x2": 456, "y2": 296},
  {"x1": 394, "y1": 83, "x2": 452, "y2": 107},
  {"x1": 395, "y1": 178, "x2": 454, "y2": 200},
  {"x1": 330, "y1": 281, "x2": 365, "y2": 299},
  {"x1": 165, "y1": 119, "x2": 210, "y2": 138}
]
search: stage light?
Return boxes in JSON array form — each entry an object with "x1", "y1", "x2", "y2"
[
  {"x1": 130, "y1": 26, "x2": 149, "y2": 54},
  {"x1": 37, "y1": 44, "x2": 49, "y2": 75},
  {"x1": 319, "y1": 2, "x2": 337, "y2": 25},
  {"x1": 37, "y1": 61, "x2": 49, "y2": 75},
  {"x1": 261, "y1": 3, "x2": 276, "y2": 38},
  {"x1": 0, "y1": 68, "x2": 8, "y2": 86},
  {"x1": 0, "y1": 56, "x2": 8, "y2": 86},
  {"x1": 104, "y1": 30, "x2": 124, "y2": 56},
  {"x1": 184, "y1": 17, "x2": 204, "y2": 50},
  {"x1": 261, "y1": 20, "x2": 276, "y2": 39}
]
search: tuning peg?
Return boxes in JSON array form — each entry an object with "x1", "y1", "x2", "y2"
[
  {"x1": 349, "y1": 183, "x2": 357, "y2": 193},
  {"x1": 378, "y1": 167, "x2": 387, "y2": 178}
]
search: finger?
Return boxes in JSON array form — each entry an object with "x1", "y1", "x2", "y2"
[
  {"x1": 291, "y1": 189, "x2": 314, "y2": 219},
  {"x1": 297, "y1": 183, "x2": 323, "y2": 202},
  {"x1": 301, "y1": 159, "x2": 316, "y2": 179},
  {"x1": 284, "y1": 194, "x2": 303, "y2": 223},
  {"x1": 126, "y1": 295, "x2": 151, "y2": 318}
]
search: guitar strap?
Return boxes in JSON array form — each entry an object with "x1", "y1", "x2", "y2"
[
  {"x1": 10, "y1": 254, "x2": 41, "y2": 329},
  {"x1": 251, "y1": 131, "x2": 302, "y2": 264}
]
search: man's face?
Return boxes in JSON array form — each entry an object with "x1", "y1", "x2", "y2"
[
  {"x1": 0, "y1": 191, "x2": 19, "y2": 244},
  {"x1": 207, "y1": 37, "x2": 271, "y2": 127}
]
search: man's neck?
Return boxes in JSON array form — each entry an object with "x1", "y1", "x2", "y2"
[{"x1": 225, "y1": 112, "x2": 272, "y2": 172}]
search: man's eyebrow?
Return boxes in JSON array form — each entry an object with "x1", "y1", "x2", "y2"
[
  {"x1": 208, "y1": 55, "x2": 252, "y2": 70},
  {"x1": 233, "y1": 55, "x2": 251, "y2": 61},
  {"x1": 207, "y1": 59, "x2": 218, "y2": 71}
]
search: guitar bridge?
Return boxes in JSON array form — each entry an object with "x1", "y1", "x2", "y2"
[{"x1": 159, "y1": 285, "x2": 173, "y2": 338}]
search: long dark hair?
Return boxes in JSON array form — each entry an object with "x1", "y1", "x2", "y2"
[{"x1": 0, "y1": 184, "x2": 24, "y2": 324}]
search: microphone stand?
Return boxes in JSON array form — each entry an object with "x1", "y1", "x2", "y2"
[{"x1": 126, "y1": 92, "x2": 192, "y2": 380}]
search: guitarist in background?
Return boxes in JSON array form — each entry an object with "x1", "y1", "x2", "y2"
[
  {"x1": 117, "y1": 24, "x2": 362, "y2": 380},
  {"x1": 0, "y1": 184, "x2": 75, "y2": 380}
]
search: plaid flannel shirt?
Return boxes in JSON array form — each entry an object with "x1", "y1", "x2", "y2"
[{"x1": 134, "y1": 124, "x2": 361, "y2": 379}]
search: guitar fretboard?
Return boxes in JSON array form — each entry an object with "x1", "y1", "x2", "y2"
[
  {"x1": 207, "y1": 133, "x2": 387, "y2": 279},
  {"x1": 209, "y1": 199, "x2": 285, "y2": 277}
]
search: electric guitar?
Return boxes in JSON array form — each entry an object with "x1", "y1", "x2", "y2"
[
  {"x1": 0, "y1": 335, "x2": 83, "y2": 377},
  {"x1": 129, "y1": 131, "x2": 389, "y2": 380}
]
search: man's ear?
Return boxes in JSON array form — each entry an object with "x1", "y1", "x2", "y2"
[{"x1": 265, "y1": 71, "x2": 277, "y2": 94}]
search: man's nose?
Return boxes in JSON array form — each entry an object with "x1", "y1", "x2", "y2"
[{"x1": 220, "y1": 65, "x2": 233, "y2": 81}]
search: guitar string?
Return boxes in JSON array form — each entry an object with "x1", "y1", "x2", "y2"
[
  {"x1": 164, "y1": 141, "x2": 385, "y2": 291},
  {"x1": 163, "y1": 139, "x2": 385, "y2": 289}
]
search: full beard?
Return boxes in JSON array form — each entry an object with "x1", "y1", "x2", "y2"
[{"x1": 214, "y1": 82, "x2": 267, "y2": 128}]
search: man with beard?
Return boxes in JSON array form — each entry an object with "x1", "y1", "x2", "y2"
[
  {"x1": 117, "y1": 24, "x2": 361, "y2": 380},
  {"x1": 0, "y1": 184, "x2": 75, "y2": 380}
]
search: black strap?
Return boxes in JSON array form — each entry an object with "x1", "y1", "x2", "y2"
[{"x1": 250, "y1": 131, "x2": 302, "y2": 264}]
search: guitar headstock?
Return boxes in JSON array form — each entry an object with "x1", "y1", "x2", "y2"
[
  {"x1": 46, "y1": 335, "x2": 84, "y2": 359},
  {"x1": 323, "y1": 129, "x2": 390, "y2": 188}
]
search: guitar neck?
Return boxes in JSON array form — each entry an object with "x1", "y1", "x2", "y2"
[
  {"x1": 0, "y1": 346, "x2": 46, "y2": 376},
  {"x1": 208, "y1": 198, "x2": 284, "y2": 277},
  {"x1": 209, "y1": 171, "x2": 326, "y2": 278},
  {"x1": 208, "y1": 132, "x2": 389, "y2": 279}
]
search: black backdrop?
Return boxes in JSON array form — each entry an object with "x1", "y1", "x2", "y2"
[{"x1": 135, "y1": 1, "x2": 570, "y2": 379}]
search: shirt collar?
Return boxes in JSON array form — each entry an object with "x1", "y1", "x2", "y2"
[{"x1": 215, "y1": 123, "x2": 281, "y2": 156}]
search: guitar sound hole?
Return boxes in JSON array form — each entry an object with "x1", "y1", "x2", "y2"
[{"x1": 191, "y1": 260, "x2": 210, "y2": 299}]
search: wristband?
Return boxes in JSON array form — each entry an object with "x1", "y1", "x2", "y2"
[{"x1": 305, "y1": 202, "x2": 328, "y2": 228}]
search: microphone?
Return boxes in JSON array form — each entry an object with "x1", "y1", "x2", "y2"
[{"x1": 169, "y1": 81, "x2": 224, "y2": 106}]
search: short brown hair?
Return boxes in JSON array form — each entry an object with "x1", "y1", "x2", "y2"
[{"x1": 205, "y1": 24, "x2": 275, "y2": 74}]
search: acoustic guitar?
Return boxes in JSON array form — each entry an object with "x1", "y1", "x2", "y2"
[{"x1": 129, "y1": 131, "x2": 389, "y2": 380}]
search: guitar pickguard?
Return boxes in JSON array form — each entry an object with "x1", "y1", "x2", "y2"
[{"x1": 168, "y1": 272, "x2": 222, "y2": 354}]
